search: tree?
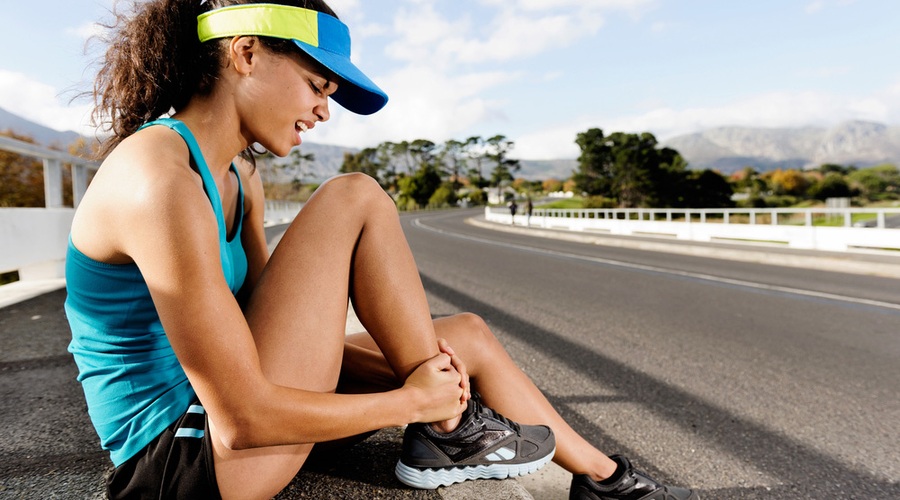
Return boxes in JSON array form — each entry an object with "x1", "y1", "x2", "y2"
[
  {"x1": 652, "y1": 146, "x2": 692, "y2": 207},
  {"x1": 542, "y1": 178, "x2": 563, "y2": 193},
  {"x1": 440, "y1": 139, "x2": 467, "y2": 191},
  {"x1": 848, "y1": 164, "x2": 900, "y2": 201},
  {"x1": 396, "y1": 163, "x2": 442, "y2": 210},
  {"x1": 485, "y1": 135, "x2": 520, "y2": 201},
  {"x1": 428, "y1": 183, "x2": 457, "y2": 207},
  {"x1": 286, "y1": 148, "x2": 315, "y2": 187},
  {"x1": 340, "y1": 147, "x2": 382, "y2": 182},
  {"x1": 390, "y1": 140, "x2": 419, "y2": 175},
  {"x1": 769, "y1": 169, "x2": 809, "y2": 197},
  {"x1": 255, "y1": 147, "x2": 316, "y2": 201},
  {"x1": 408, "y1": 139, "x2": 437, "y2": 170},
  {"x1": 572, "y1": 128, "x2": 613, "y2": 196},
  {"x1": 608, "y1": 132, "x2": 658, "y2": 207},
  {"x1": 684, "y1": 169, "x2": 734, "y2": 208},
  {"x1": 818, "y1": 163, "x2": 856, "y2": 176},
  {"x1": 376, "y1": 142, "x2": 399, "y2": 192},
  {"x1": 573, "y1": 128, "x2": 694, "y2": 208},
  {"x1": 464, "y1": 136, "x2": 489, "y2": 189},
  {"x1": 0, "y1": 131, "x2": 45, "y2": 207},
  {"x1": 808, "y1": 172, "x2": 853, "y2": 200}
]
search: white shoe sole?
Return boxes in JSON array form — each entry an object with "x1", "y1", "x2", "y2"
[{"x1": 395, "y1": 446, "x2": 556, "y2": 489}]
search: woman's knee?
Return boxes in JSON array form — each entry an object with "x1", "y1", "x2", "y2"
[
  {"x1": 441, "y1": 312, "x2": 499, "y2": 352},
  {"x1": 317, "y1": 173, "x2": 394, "y2": 213}
]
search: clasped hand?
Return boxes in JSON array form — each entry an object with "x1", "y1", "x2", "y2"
[{"x1": 403, "y1": 338, "x2": 471, "y2": 424}]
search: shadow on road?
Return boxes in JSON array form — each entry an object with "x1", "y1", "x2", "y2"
[{"x1": 419, "y1": 272, "x2": 899, "y2": 499}]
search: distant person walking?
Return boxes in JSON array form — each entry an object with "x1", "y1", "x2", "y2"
[
  {"x1": 509, "y1": 199, "x2": 518, "y2": 224},
  {"x1": 526, "y1": 197, "x2": 534, "y2": 226}
]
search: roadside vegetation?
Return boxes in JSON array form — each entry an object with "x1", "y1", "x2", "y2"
[{"x1": 2, "y1": 128, "x2": 898, "y2": 214}]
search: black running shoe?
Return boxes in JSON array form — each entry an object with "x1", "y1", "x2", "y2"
[
  {"x1": 570, "y1": 455, "x2": 699, "y2": 500},
  {"x1": 395, "y1": 396, "x2": 556, "y2": 489}
]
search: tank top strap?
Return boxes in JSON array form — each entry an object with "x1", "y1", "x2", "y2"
[{"x1": 139, "y1": 117, "x2": 235, "y2": 242}]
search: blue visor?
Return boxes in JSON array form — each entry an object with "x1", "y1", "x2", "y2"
[{"x1": 198, "y1": 3, "x2": 388, "y2": 115}]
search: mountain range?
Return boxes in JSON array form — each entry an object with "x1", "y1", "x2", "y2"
[
  {"x1": 662, "y1": 120, "x2": 900, "y2": 174},
  {"x1": 2, "y1": 106, "x2": 897, "y2": 180},
  {"x1": 0, "y1": 107, "x2": 82, "y2": 147}
]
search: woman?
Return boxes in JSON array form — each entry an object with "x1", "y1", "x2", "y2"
[{"x1": 65, "y1": 1, "x2": 698, "y2": 499}]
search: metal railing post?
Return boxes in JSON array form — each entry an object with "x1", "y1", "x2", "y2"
[
  {"x1": 72, "y1": 164, "x2": 89, "y2": 208},
  {"x1": 42, "y1": 158, "x2": 64, "y2": 208}
]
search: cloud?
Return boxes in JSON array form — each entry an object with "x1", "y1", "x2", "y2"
[
  {"x1": 805, "y1": 0, "x2": 859, "y2": 14},
  {"x1": 650, "y1": 21, "x2": 669, "y2": 33},
  {"x1": 328, "y1": 0, "x2": 363, "y2": 18},
  {"x1": 805, "y1": 0, "x2": 825, "y2": 14},
  {"x1": 480, "y1": 0, "x2": 655, "y2": 14},
  {"x1": 384, "y1": 0, "x2": 657, "y2": 66},
  {"x1": 385, "y1": 4, "x2": 471, "y2": 65},
  {"x1": 310, "y1": 65, "x2": 518, "y2": 147},
  {"x1": 449, "y1": 11, "x2": 604, "y2": 64},
  {"x1": 65, "y1": 21, "x2": 103, "y2": 41},
  {"x1": 0, "y1": 70, "x2": 93, "y2": 135}
]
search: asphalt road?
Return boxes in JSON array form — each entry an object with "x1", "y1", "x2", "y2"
[{"x1": 403, "y1": 208, "x2": 900, "y2": 499}]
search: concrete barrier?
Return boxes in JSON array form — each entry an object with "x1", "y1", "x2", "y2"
[
  {"x1": 0, "y1": 208, "x2": 74, "y2": 278},
  {"x1": 487, "y1": 206, "x2": 900, "y2": 252}
]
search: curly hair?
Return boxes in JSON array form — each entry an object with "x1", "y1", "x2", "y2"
[{"x1": 91, "y1": 0, "x2": 337, "y2": 158}]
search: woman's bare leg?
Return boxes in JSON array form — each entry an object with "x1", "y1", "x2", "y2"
[
  {"x1": 345, "y1": 313, "x2": 618, "y2": 481},
  {"x1": 211, "y1": 174, "x2": 450, "y2": 499}
]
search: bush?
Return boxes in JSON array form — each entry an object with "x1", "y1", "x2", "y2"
[
  {"x1": 428, "y1": 184, "x2": 457, "y2": 208},
  {"x1": 869, "y1": 192, "x2": 900, "y2": 202},
  {"x1": 397, "y1": 197, "x2": 419, "y2": 211},
  {"x1": 467, "y1": 188, "x2": 486, "y2": 206},
  {"x1": 582, "y1": 196, "x2": 617, "y2": 208},
  {"x1": 736, "y1": 196, "x2": 768, "y2": 208},
  {"x1": 763, "y1": 195, "x2": 799, "y2": 208},
  {"x1": 808, "y1": 172, "x2": 852, "y2": 200}
]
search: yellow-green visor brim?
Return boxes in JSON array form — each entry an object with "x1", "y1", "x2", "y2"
[{"x1": 197, "y1": 3, "x2": 387, "y2": 115}]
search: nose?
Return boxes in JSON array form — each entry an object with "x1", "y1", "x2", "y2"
[{"x1": 314, "y1": 97, "x2": 330, "y2": 123}]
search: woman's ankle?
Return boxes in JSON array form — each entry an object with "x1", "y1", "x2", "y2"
[{"x1": 429, "y1": 414, "x2": 462, "y2": 434}]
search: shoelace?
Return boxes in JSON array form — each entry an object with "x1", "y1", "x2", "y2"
[{"x1": 471, "y1": 396, "x2": 522, "y2": 435}]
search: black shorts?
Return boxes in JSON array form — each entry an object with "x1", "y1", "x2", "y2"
[{"x1": 107, "y1": 401, "x2": 221, "y2": 499}]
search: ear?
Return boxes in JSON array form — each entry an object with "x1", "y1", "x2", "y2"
[{"x1": 228, "y1": 36, "x2": 259, "y2": 76}]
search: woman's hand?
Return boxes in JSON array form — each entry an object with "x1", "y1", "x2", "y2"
[
  {"x1": 437, "y1": 338, "x2": 470, "y2": 404},
  {"x1": 402, "y1": 353, "x2": 466, "y2": 424}
]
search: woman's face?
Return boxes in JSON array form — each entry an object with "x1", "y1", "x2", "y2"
[{"x1": 237, "y1": 43, "x2": 338, "y2": 156}]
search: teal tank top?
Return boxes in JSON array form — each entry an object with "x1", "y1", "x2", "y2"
[{"x1": 65, "y1": 118, "x2": 248, "y2": 466}]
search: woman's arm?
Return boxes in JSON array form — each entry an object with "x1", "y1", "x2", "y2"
[{"x1": 236, "y1": 159, "x2": 269, "y2": 306}]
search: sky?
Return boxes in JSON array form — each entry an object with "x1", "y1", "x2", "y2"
[{"x1": 1, "y1": 0, "x2": 898, "y2": 160}]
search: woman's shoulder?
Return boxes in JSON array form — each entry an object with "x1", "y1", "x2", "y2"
[
  {"x1": 97, "y1": 127, "x2": 205, "y2": 202},
  {"x1": 70, "y1": 127, "x2": 208, "y2": 262},
  {"x1": 111, "y1": 126, "x2": 193, "y2": 175}
]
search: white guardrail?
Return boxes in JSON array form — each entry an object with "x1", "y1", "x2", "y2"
[
  {"x1": 0, "y1": 135, "x2": 302, "y2": 282},
  {"x1": 486, "y1": 206, "x2": 900, "y2": 253}
]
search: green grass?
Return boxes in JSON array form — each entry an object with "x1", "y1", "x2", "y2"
[
  {"x1": 535, "y1": 198, "x2": 584, "y2": 209},
  {"x1": 811, "y1": 213, "x2": 878, "y2": 227}
]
